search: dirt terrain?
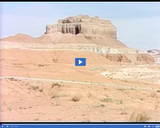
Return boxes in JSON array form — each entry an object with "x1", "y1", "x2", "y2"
[
  {"x1": 1, "y1": 78, "x2": 160, "y2": 122},
  {"x1": 1, "y1": 47, "x2": 160, "y2": 122}
]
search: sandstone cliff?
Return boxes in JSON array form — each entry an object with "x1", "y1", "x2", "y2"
[
  {"x1": 38, "y1": 15, "x2": 127, "y2": 49},
  {"x1": 45, "y1": 15, "x2": 116, "y2": 39}
]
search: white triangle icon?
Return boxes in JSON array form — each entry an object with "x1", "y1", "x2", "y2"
[{"x1": 79, "y1": 60, "x2": 82, "y2": 64}]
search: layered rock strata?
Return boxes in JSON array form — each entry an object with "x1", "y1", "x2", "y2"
[{"x1": 45, "y1": 15, "x2": 117, "y2": 39}]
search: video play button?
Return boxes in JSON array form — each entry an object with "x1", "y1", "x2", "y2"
[
  {"x1": 75, "y1": 58, "x2": 86, "y2": 66},
  {"x1": 79, "y1": 60, "x2": 82, "y2": 64}
]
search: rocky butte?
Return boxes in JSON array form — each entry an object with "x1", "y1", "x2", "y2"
[
  {"x1": 42, "y1": 14, "x2": 154, "y2": 64},
  {"x1": 0, "y1": 14, "x2": 155, "y2": 64},
  {"x1": 45, "y1": 14, "x2": 117, "y2": 39}
]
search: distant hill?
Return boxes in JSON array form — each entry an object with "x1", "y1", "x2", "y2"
[
  {"x1": 0, "y1": 33, "x2": 48, "y2": 44},
  {"x1": 147, "y1": 49, "x2": 160, "y2": 64}
]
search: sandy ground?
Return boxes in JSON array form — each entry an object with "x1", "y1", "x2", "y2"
[
  {"x1": 1, "y1": 48, "x2": 160, "y2": 122},
  {"x1": 1, "y1": 79, "x2": 160, "y2": 122}
]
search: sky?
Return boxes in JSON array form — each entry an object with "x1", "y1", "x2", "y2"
[{"x1": 0, "y1": 2, "x2": 160, "y2": 50}]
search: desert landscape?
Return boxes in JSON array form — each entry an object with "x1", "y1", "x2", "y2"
[{"x1": 1, "y1": 15, "x2": 160, "y2": 122}]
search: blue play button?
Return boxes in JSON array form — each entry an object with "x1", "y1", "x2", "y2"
[{"x1": 75, "y1": 58, "x2": 86, "y2": 66}]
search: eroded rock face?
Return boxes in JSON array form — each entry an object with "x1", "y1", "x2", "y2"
[
  {"x1": 105, "y1": 54, "x2": 154, "y2": 63},
  {"x1": 45, "y1": 15, "x2": 117, "y2": 39},
  {"x1": 147, "y1": 49, "x2": 160, "y2": 64},
  {"x1": 105, "y1": 54, "x2": 131, "y2": 63},
  {"x1": 136, "y1": 54, "x2": 155, "y2": 63}
]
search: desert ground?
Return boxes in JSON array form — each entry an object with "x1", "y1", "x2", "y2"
[{"x1": 1, "y1": 47, "x2": 160, "y2": 122}]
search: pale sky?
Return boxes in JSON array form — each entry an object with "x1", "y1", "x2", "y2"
[{"x1": 0, "y1": 2, "x2": 160, "y2": 50}]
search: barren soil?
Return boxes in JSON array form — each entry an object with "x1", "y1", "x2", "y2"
[{"x1": 1, "y1": 48, "x2": 160, "y2": 122}]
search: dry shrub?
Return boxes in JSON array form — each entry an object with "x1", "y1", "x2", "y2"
[
  {"x1": 31, "y1": 86, "x2": 39, "y2": 90},
  {"x1": 150, "y1": 92, "x2": 158, "y2": 98},
  {"x1": 101, "y1": 98, "x2": 113, "y2": 103},
  {"x1": 38, "y1": 88, "x2": 43, "y2": 92},
  {"x1": 157, "y1": 90, "x2": 160, "y2": 93},
  {"x1": 51, "y1": 94, "x2": 60, "y2": 99},
  {"x1": 71, "y1": 93, "x2": 82, "y2": 102},
  {"x1": 51, "y1": 83, "x2": 61, "y2": 88},
  {"x1": 129, "y1": 110, "x2": 151, "y2": 122},
  {"x1": 8, "y1": 77, "x2": 18, "y2": 81}
]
